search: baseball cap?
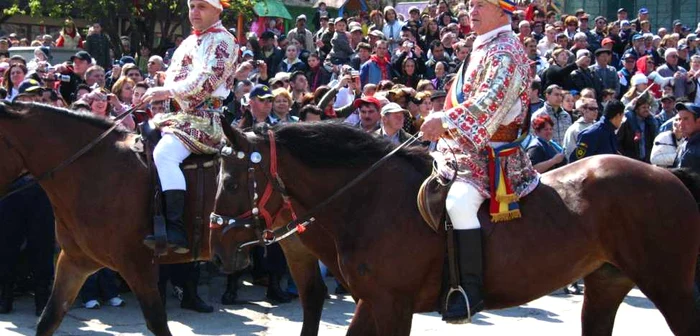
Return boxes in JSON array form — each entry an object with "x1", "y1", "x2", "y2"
[
  {"x1": 70, "y1": 51, "x2": 93, "y2": 64},
  {"x1": 622, "y1": 52, "x2": 637, "y2": 60},
  {"x1": 242, "y1": 49, "x2": 254, "y2": 57},
  {"x1": 334, "y1": 17, "x2": 347, "y2": 25},
  {"x1": 249, "y1": 84, "x2": 273, "y2": 100},
  {"x1": 430, "y1": 90, "x2": 447, "y2": 101},
  {"x1": 639, "y1": 7, "x2": 648, "y2": 14},
  {"x1": 617, "y1": 8, "x2": 627, "y2": 13},
  {"x1": 350, "y1": 24, "x2": 362, "y2": 33},
  {"x1": 601, "y1": 37, "x2": 614, "y2": 46},
  {"x1": 576, "y1": 49, "x2": 591, "y2": 59},
  {"x1": 274, "y1": 72, "x2": 290, "y2": 83},
  {"x1": 673, "y1": 20, "x2": 682, "y2": 27},
  {"x1": 687, "y1": 34, "x2": 697, "y2": 42},
  {"x1": 296, "y1": 14, "x2": 307, "y2": 22},
  {"x1": 17, "y1": 79, "x2": 43, "y2": 95},
  {"x1": 381, "y1": 102, "x2": 408, "y2": 116},
  {"x1": 676, "y1": 103, "x2": 700, "y2": 117},
  {"x1": 594, "y1": 48, "x2": 611, "y2": 56},
  {"x1": 678, "y1": 43, "x2": 688, "y2": 50},
  {"x1": 353, "y1": 96, "x2": 381, "y2": 110},
  {"x1": 369, "y1": 30, "x2": 385, "y2": 39},
  {"x1": 119, "y1": 55, "x2": 135, "y2": 66},
  {"x1": 643, "y1": 33, "x2": 654, "y2": 40},
  {"x1": 661, "y1": 95, "x2": 676, "y2": 102},
  {"x1": 621, "y1": 20, "x2": 630, "y2": 26},
  {"x1": 408, "y1": 6, "x2": 420, "y2": 14},
  {"x1": 632, "y1": 34, "x2": 644, "y2": 41}
]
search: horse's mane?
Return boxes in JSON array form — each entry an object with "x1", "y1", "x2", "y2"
[
  {"x1": 0, "y1": 101, "x2": 131, "y2": 135},
  {"x1": 254, "y1": 122, "x2": 433, "y2": 176}
]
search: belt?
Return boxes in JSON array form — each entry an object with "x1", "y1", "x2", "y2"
[
  {"x1": 170, "y1": 98, "x2": 225, "y2": 113},
  {"x1": 490, "y1": 122, "x2": 520, "y2": 143}
]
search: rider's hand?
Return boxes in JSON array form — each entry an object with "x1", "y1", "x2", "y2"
[
  {"x1": 142, "y1": 87, "x2": 172, "y2": 104},
  {"x1": 420, "y1": 113, "x2": 447, "y2": 142}
]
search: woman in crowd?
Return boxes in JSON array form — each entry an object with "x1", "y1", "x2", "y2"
[
  {"x1": 416, "y1": 79, "x2": 436, "y2": 92},
  {"x1": 431, "y1": 61, "x2": 449, "y2": 91},
  {"x1": 271, "y1": 88, "x2": 299, "y2": 123},
  {"x1": 382, "y1": 7, "x2": 402, "y2": 52},
  {"x1": 305, "y1": 52, "x2": 331, "y2": 92},
  {"x1": 617, "y1": 94, "x2": 659, "y2": 163},
  {"x1": 421, "y1": 19, "x2": 441, "y2": 51},
  {"x1": 562, "y1": 90, "x2": 576, "y2": 115},
  {"x1": 81, "y1": 88, "x2": 136, "y2": 130},
  {"x1": 651, "y1": 117, "x2": 684, "y2": 168},
  {"x1": 121, "y1": 64, "x2": 145, "y2": 84},
  {"x1": 27, "y1": 47, "x2": 51, "y2": 72},
  {"x1": 393, "y1": 57, "x2": 423, "y2": 89},
  {"x1": 527, "y1": 115, "x2": 566, "y2": 173},
  {"x1": 368, "y1": 10, "x2": 385, "y2": 32},
  {"x1": 56, "y1": 19, "x2": 83, "y2": 49},
  {"x1": 2, "y1": 63, "x2": 27, "y2": 101},
  {"x1": 111, "y1": 77, "x2": 136, "y2": 107},
  {"x1": 621, "y1": 74, "x2": 660, "y2": 115},
  {"x1": 410, "y1": 90, "x2": 433, "y2": 131}
]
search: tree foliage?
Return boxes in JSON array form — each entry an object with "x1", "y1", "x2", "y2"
[{"x1": 4, "y1": 0, "x2": 254, "y2": 53}]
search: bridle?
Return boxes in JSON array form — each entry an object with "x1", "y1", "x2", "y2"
[
  {"x1": 209, "y1": 130, "x2": 306, "y2": 250},
  {"x1": 209, "y1": 128, "x2": 424, "y2": 251}
]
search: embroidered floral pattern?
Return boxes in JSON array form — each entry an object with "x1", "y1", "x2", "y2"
[{"x1": 437, "y1": 30, "x2": 539, "y2": 199}]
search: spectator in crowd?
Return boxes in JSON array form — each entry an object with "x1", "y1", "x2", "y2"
[
  {"x1": 532, "y1": 84, "x2": 572, "y2": 145},
  {"x1": 146, "y1": 56, "x2": 165, "y2": 81},
  {"x1": 375, "y1": 102, "x2": 412, "y2": 145},
  {"x1": 271, "y1": 88, "x2": 298, "y2": 123},
  {"x1": 591, "y1": 48, "x2": 620, "y2": 97},
  {"x1": 111, "y1": 77, "x2": 136, "y2": 106},
  {"x1": 56, "y1": 19, "x2": 83, "y2": 49},
  {"x1": 81, "y1": 87, "x2": 135, "y2": 130},
  {"x1": 618, "y1": 94, "x2": 658, "y2": 163},
  {"x1": 80, "y1": 269, "x2": 124, "y2": 309},
  {"x1": 353, "y1": 96, "x2": 381, "y2": 132},
  {"x1": 84, "y1": 23, "x2": 112, "y2": 70},
  {"x1": 657, "y1": 94, "x2": 678, "y2": 126},
  {"x1": 57, "y1": 51, "x2": 92, "y2": 104},
  {"x1": 570, "y1": 100, "x2": 625, "y2": 162},
  {"x1": 305, "y1": 52, "x2": 331, "y2": 92},
  {"x1": 329, "y1": 18, "x2": 353, "y2": 65},
  {"x1": 2, "y1": 63, "x2": 28, "y2": 101},
  {"x1": 382, "y1": 6, "x2": 403, "y2": 53},
  {"x1": 287, "y1": 15, "x2": 315, "y2": 54},
  {"x1": 360, "y1": 40, "x2": 392, "y2": 86},
  {"x1": 656, "y1": 48, "x2": 696, "y2": 100},
  {"x1": 538, "y1": 24, "x2": 557, "y2": 56},
  {"x1": 299, "y1": 104, "x2": 323, "y2": 122},
  {"x1": 239, "y1": 84, "x2": 275, "y2": 128},
  {"x1": 631, "y1": 8, "x2": 650, "y2": 33},
  {"x1": 27, "y1": 47, "x2": 52, "y2": 72},
  {"x1": 618, "y1": 53, "x2": 637, "y2": 97},
  {"x1": 84, "y1": 65, "x2": 106, "y2": 88},
  {"x1": 651, "y1": 117, "x2": 683, "y2": 167},
  {"x1": 260, "y1": 32, "x2": 284, "y2": 79},
  {"x1": 164, "y1": 35, "x2": 183, "y2": 65},
  {"x1": 0, "y1": 38, "x2": 10, "y2": 58},
  {"x1": 528, "y1": 80, "x2": 545, "y2": 114},
  {"x1": 122, "y1": 63, "x2": 145, "y2": 83},
  {"x1": 675, "y1": 103, "x2": 700, "y2": 170},
  {"x1": 563, "y1": 97, "x2": 598, "y2": 158},
  {"x1": 527, "y1": 115, "x2": 566, "y2": 173},
  {"x1": 278, "y1": 45, "x2": 307, "y2": 74},
  {"x1": 311, "y1": 2, "x2": 328, "y2": 31},
  {"x1": 570, "y1": 49, "x2": 603, "y2": 97},
  {"x1": 621, "y1": 73, "x2": 660, "y2": 114},
  {"x1": 541, "y1": 48, "x2": 579, "y2": 90}
]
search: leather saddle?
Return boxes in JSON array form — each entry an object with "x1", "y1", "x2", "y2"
[
  {"x1": 137, "y1": 121, "x2": 219, "y2": 259},
  {"x1": 417, "y1": 164, "x2": 454, "y2": 233}
]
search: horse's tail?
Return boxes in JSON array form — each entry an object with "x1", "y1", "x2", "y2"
[{"x1": 669, "y1": 168, "x2": 700, "y2": 211}]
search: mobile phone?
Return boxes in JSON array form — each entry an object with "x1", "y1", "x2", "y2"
[
  {"x1": 407, "y1": 41, "x2": 414, "y2": 48},
  {"x1": 350, "y1": 70, "x2": 359, "y2": 77}
]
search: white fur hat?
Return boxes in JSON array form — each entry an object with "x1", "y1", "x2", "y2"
[{"x1": 631, "y1": 73, "x2": 648, "y2": 86}]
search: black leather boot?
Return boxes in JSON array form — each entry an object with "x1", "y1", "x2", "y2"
[
  {"x1": 144, "y1": 190, "x2": 189, "y2": 254},
  {"x1": 443, "y1": 228, "x2": 484, "y2": 324},
  {"x1": 266, "y1": 273, "x2": 292, "y2": 304},
  {"x1": 0, "y1": 281, "x2": 13, "y2": 314},
  {"x1": 180, "y1": 264, "x2": 213, "y2": 313}
]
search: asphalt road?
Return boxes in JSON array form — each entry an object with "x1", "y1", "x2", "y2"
[{"x1": 0, "y1": 274, "x2": 672, "y2": 336}]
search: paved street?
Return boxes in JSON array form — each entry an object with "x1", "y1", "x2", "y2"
[{"x1": 0, "y1": 274, "x2": 672, "y2": 336}]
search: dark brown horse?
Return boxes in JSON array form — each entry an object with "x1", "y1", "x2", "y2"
[
  {"x1": 211, "y1": 121, "x2": 700, "y2": 336},
  {"x1": 0, "y1": 101, "x2": 330, "y2": 336}
]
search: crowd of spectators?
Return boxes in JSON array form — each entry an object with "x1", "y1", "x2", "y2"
[{"x1": 2, "y1": 0, "x2": 700, "y2": 317}]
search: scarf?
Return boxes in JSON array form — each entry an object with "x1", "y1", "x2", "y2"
[{"x1": 370, "y1": 54, "x2": 390, "y2": 80}]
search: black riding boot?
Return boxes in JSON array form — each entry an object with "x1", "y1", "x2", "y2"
[
  {"x1": 144, "y1": 190, "x2": 189, "y2": 254},
  {"x1": 180, "y1": 263, "x2": 213, "y2": 313},
  {"x1": 266, "y1": 273, "x2": 292, "y2": 304},
  {"x1": 34, "y1": 283, "x2": 51, "y2": 317},
  {"x1": 443, "y1": 228, "x2": 484, "y2": 324},
  {"x1": 0, "y1": 281, "x2": 13, "y2": 314}
]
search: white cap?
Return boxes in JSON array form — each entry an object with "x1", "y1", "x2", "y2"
[
  {"x1": 297, "y1": 14, "x2": 307, "y2": 22},
  {"x1": 631, "y1": 73, "x2": 648, "y2": 86}
]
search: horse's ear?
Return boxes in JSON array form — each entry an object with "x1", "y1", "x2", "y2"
[{"x1": 221, "y1": 120, "x2": 251, "y2": 152}]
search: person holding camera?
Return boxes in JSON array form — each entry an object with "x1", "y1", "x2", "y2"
[{"x1": 55, "y1": 51, "x2": 93, "y2": 104}]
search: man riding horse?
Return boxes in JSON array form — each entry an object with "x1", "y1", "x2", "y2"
[
  {"x1": 420, "y1": 0, "x2": 538, "y2": 323},
  {"x1": 142, "y1": 0, "x2": 238, "y2": 253}
]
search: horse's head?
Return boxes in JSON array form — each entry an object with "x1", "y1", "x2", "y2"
[
  {"x1": 210, "y1": 123, "x2": 289, "y2": 274},
  {"x1": 0, "y1": 102, "x2": 29, "y2": 195}
]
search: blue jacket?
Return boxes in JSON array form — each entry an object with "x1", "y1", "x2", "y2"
[
  {"x1": 360, "y1": 60, "x2": 393, "y2": 87},
  {"x1": 675, "y1": 132, "x2": 700, "y2": 171},
  {"x1": 569, "y1": 116, "x2": 619, "y2": 162}
]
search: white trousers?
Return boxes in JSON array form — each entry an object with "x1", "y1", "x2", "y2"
[
  {"x1": 154, "y1": 133, "x2": 191, "y2": 191},
  {"x1": 445, "y1": 181, "x2": 486, "y2": 230}
]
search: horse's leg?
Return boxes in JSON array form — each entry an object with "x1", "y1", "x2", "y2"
[
  {"x1": 634, "y1": 278, "x2": 699, "y2": 336},
  {"x1": 346, "y1": 299, "x2": 377, "y2": 336},
  {"x1": 580, "y1": 264, "x2": 635, "y2": 336},
  {"x1": 366, "y1": 293, "x2": 413, "y2": 336},
  {"x1": 119, "y1": 262, "x2": 172, "y2": 336},
  {"x1": 36, "y1": 251, "x2": 100, "y2": 336},
  {"x1": 279, "y1": 236, "x2": 327, "y2": 336}
]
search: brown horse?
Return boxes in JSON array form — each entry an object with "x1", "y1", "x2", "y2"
[
  {"x1": 211, "y1": 121, "x2": 700, "y2": 336},
  {"x1": 0, "y1": 101, "x2": 330, "y2": 336}
]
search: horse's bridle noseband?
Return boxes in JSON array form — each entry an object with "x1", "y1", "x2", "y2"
[{"x1": 209, "y1": 130, "x2": 304, "y2": 250}]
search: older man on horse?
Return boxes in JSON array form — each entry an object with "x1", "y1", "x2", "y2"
[
  {"x1": 420, "y1": 0, "x2": 539, "y2": 323},
  {"x1": 142, "y1": 0, "x2": 238, "y2": 253}
]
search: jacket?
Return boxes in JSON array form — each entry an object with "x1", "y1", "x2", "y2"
[
  {"x1": 675, "y1": 132, "x2": 700, "y2": 171},
  {"x1": 617, "y1": 110, "x2": 659, "y2": 163},
  {"x1": 569, "y1": 117, "x2": 619, "y2": 162}
]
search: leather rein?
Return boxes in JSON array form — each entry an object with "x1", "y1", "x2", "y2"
[
  {"x1": 0, "y1": 106, "x2": 137, "y2": 202},
  {"x1": 210, "y1": 129, "x2": 423, "y2": 250}
]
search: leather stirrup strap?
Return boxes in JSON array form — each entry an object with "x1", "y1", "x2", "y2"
[
  {"x1": 445, "y1": 215, "x2": 460, "y2": 289},
  {"x1": 147, "y1": 143, "x2": 168, "y2": 257},
  {"x1": 192, "y1": 162, "x2": 206, "y2": 260}
]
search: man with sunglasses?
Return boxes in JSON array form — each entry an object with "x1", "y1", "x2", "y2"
[
  {"x1": 563, "y1": 97, "x2": 598, "y2": 158},
  {"x1": 657, "y1": 48, "x2": 696, "y2": 100}
]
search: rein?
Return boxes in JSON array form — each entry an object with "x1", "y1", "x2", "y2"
[
  {"x1": 0, "y1": 106, "x2": 137, "y2": 202},
  {"x1": 210, "y1": 129, "x2": 424, "y2": 249}
]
